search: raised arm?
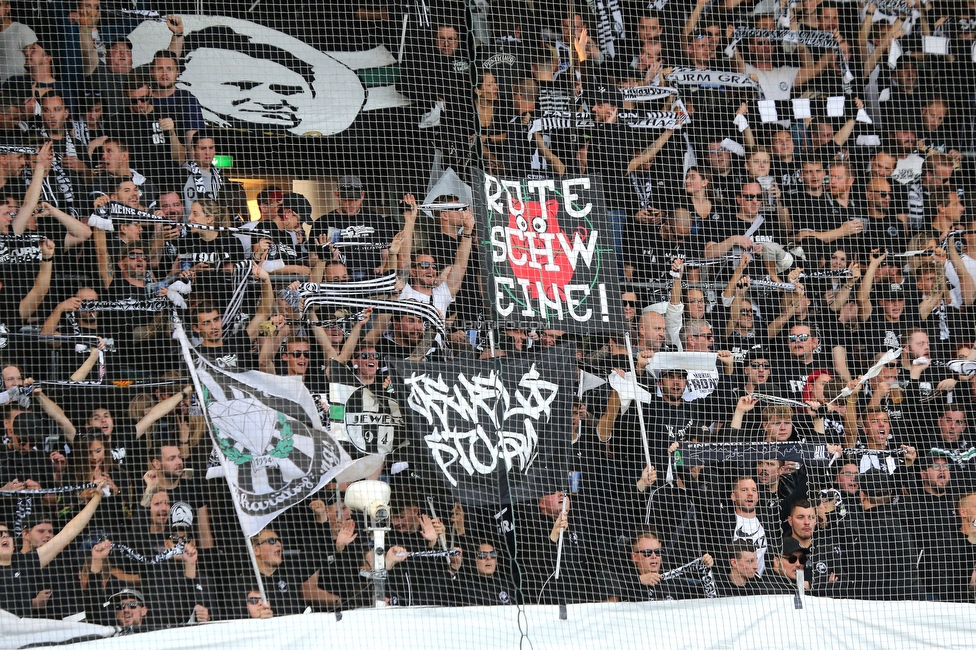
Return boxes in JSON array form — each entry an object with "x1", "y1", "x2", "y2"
[
  {"x1": 398, "y1": 194, "x2": 418, "y2": 271},
  {"x1": 245, "y1": 263, "x2": 275, "y2": 341},
  {"x1": 445, "y1": 211, "x2": 475, "y2": 297},
  {"x1": 19, "y1": 240, "x2": 55, "y2": 321},
  {"x1": 13, "y1": 143, "x2": 52, "y2": 235},
  {"x1": 946, "y1": 233, "x2": 976, "y2": 305},
  {"x1": 136, "y1": 385, "x2": 194, "y2": 438},
  {"x1": 857, "y1": 249, "x2": 885, "y2": 322},
  {"x1": 37, "y1": 477, "x2": 109, "y2": 567},
  {"x1": 42, "y1": 202, "x2": 93, "y2": 249},
  {"x1": 33, "y1": 388, "x2": 77, "y2": 443},
  {"x1": 626, "y1": 129, "x2": 674, "y2": 175}
]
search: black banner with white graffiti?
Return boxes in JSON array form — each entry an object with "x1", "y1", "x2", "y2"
[
  {"x1": 392, "y1": 347, "x2": 574, "y2": 507},
  {"x1": 473, "y1": 170, "x2": 625, "y2": 332}
]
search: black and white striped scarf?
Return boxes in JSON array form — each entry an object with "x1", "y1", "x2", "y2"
[
  {"x1": 30, "y1": 130, "x2": 78, "y2": 218},
  {"x1": 299, "y1": 273, "x2": 398, "y2": 297},
  {"x1": 585, "y1": 0, "x2": 625, "y2": 59},
  {"x1": 183, "y1": 161, "x2": 223, "y2": 201},
  {"x1": 302, "y1": 295, "x2": 446, "y2": 337}
]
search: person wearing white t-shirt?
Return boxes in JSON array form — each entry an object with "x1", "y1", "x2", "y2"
[
  {"x1": 944, "y1": 216, "x2": 976, "y2": 307},
  {"x1": 399, "y1": 209, "x2": 474, "y2": 318},
  {"x1": 730, "y1": 15, "x2": 832, "y2": 105},
  {"x1": 0, "y1": 0, "x2": 36, "y2": 83}
]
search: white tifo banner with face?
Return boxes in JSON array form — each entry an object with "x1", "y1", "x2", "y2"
[{"x1": 128, "y1": 15, "x2": 408, "y2": 136}]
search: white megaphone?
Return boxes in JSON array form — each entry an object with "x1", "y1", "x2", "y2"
[{"x1": 344, "y1": 480, "x2": 391, "y2": 523}]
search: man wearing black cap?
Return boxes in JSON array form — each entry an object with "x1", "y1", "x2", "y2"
[
  {"x1": 767, "y1": 536, "x2": 808, "y2": 592},
  {"x1": 310, "y1": 176, "x2": 395, "y2": 280},
  {"x1": 110, "y1": 588, "x2": 149, "y2": 631},
  {"x1": 252, "y1": 191, "x2": 312, "y2": 275}
]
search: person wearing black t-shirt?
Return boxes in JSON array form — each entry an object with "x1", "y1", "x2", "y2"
[
  {"x1": 0, "y1": 476, "x2": 110, "y2": 617},
  {"x1": 173, "y1": 199, "x2": 246, "y2": 302},
  {"x1": 252, "y1": 192, "x2": 311, "y2": 276},
  {"x1": 242, "y1": 527, "x2": 323, "y2": 616},
  {"x1": 610, "y1": 530, "x2": 715, "y2": 602},
  {"x1": 857, "y1": 250, "x2": 918, "y2": 359},
  {"x1": 704, "y1": 182, "x2": 784, "y2": 271},
  {"x1": 457, "y1": 541, "x2": 519, "y2": 606},
  {"x1": 309, "y1": 176, "x2": 395, "y2": 280},
  {"x1": 105, "y1": 76, "x2": 185, "y2": 180},
  {"x1": 191, "y1": 263, "x2": 272, "y2": 372}
]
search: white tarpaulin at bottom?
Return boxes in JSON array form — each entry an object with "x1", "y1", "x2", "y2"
[{"x1": 11, "y1": 597, "x2": 975, "y2": 650}]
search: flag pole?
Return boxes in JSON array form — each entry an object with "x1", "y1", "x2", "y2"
[
  {"x1": 172, "y1": 311, "x2": 269, "y2": 604},
  {"x1": 624, "y1": 331, "x2": 653, "y2": 470}
]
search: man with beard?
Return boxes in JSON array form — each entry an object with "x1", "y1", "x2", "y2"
[
  {"x1": 149, "y1": 50, "x2": 204, "y2": 145},
  {"x1": 143, "y1": 445, "x2": 212, "y2": 550},
  {"x1": 398, "y1": 208, "x2": 474, "y2": 318},
  {"x1": 904, "y1": 454, "x2": 959, "y2": 598}
]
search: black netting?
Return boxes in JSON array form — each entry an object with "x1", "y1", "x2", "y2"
[{"x1": 0, "y1": 0, "x2": 975, "y2": 648}]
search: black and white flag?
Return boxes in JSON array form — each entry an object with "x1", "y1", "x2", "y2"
[{"x1": 194, "y1": 356, "x2": 360, "y2": 536}]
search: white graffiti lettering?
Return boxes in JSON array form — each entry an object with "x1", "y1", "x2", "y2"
[{"x1": 404, "y1": 364, "x2": 557, "y2": 486}]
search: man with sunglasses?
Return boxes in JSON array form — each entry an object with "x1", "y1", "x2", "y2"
[
  {"x1": 775, "y1": 324, "x2": 828, "y2": 399},
  {"x1": 245, "y1": 527, "x2": 322, "y2": 616},
  {"x1": 457, "y1": 541, "x2": 518, "y2": 606},
  {"x1": 102, "y1": 242, "x2": 169, "y2": 376},
  {"x1": 703, "y1": 182, "x2": 782, "y2": 274},
  {"x1": 768, "y1": 536, "x2": 809, "y2": 592},
  {"x1": 399, "y1": 207, "x2": 474, "y2": 319},
  {"x1": 611, "y1": 529, "x2": 714, "y2": 601},
  {"x1": 103, "y1": 74, "x2": 185, "y2": 178},
  {"x1": 109, "y1": 588, "x2": 149, "y2": 631},
  {"x1": 861, "y1": 176, "x2": 906, "y2": 258}
]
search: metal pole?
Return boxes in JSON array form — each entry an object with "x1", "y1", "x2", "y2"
[{"x1": 623, "y1": 331, "x2": 653, "y2": 470}]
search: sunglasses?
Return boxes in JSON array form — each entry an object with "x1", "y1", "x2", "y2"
[
  {"x1": 414, "y1": 262, "x2": 436, "y2": 269},
  {"x1": 117, "y1": 602, "x2": 141, "y2": 610},
  {"x1": 127, "y1": 252, "x2": 146, "y2": 260},
  {"x1": 129, "y1": 96, "x2": 151, "y2": 104},
  {"x1": 476, "y1": 551, "x2": 498, "y2": 560},
  {"x1": 255, "y1": 537, "x2": 280, "y2": 547},
  {"x1": 789, "y1": 334, "x2": 810, "y2": 342},
  {"x1": 358, "y1": 352, "x2": 379, "y2": 359},
  {"x1": 740, "y1": 194, "x2": 763, "y2": 201},
  {"x1": 870, "y1": 191, "x2": 891, "y2": 198},
  {"x1": 782, "y1": 554, "x2": 807, "y2": 565},
  {"x1": 288, "y1": 350, "x2": 309, "y2": 358},
  {"x1": 739, "y1": 309, "x2": 754, "y2": 316},
  {"x1": 247, "y1": 597, "x2": 263, "y2": 605},
  {"x1": 622, "y1": 300, "x2": 639, "y2": 308},
  {"x1": 636, "y1": 548, "x2": 663, "y2": 557},
  {"x1": 750, "y1": 361, "x2": 770, "y2": 369}
]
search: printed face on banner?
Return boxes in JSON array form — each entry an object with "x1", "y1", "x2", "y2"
[
  {"x1": 476, "y1": 171, "x2": 624, "y2": 332},
  {"x1": 127, "y1": 16, "x2": 367, "y2": 136}
]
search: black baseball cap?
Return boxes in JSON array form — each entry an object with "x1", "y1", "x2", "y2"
[
  {"x1": 337, "y1": 175, "x2": 363, "y2": 200},
  {"x1": 281, "y1": 192, "x2": 312, "y2": 222}
]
